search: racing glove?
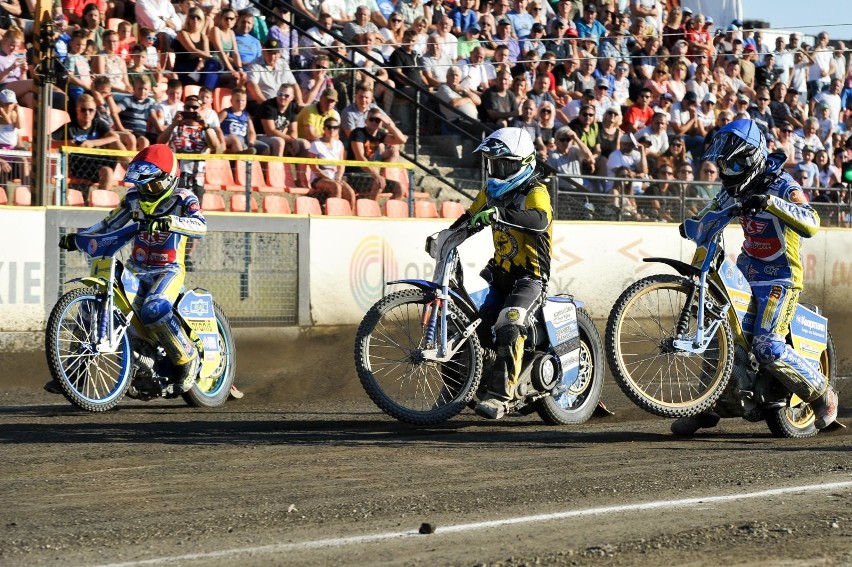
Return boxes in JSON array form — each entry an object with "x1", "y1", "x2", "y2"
[
  {"x1": 469, "y1": 207, "x2": 499, "y2": 228},
  {"x1": 58, "y1": 233, "x2": 77, "y2": 251},
  {"x1": 147, "y1": 217, "x2": 171, "y2": 234},
  {"x1": 741, "y1": 194, "x2": 770, "y2": 215}
]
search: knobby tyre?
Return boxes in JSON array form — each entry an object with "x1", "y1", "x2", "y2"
[
  {"x1": 765, "y1": 330, "x2": 837, "y2": 438},
  {"x1": 605, "y1": 274, "x2": 734, "y2": 418},
  {"x1": 183, "y1": 302, "x2": 236, "y2": 407},
  {"x1": 536, "y1": 308, "x2": 605, "y2": 425},
  {"x1": 354, "y1": 288, "x2": 483, "y2": 425},
  {"x1": 45, "y1": 287, "x2": 132, "y2": 411}
]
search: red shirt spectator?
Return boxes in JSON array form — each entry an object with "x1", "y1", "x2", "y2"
[
  {"x1": 623, "y1": 89, "x2": 655, "y2": 132},
  {"x1": 62, "y1": 0, "x2": 107, "y2": 25}
]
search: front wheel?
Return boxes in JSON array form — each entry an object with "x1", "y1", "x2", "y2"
[
  {"x1": 354, "y1": 288, "x2": 483, "y2": 425},
  {"x1": 606, "y1": 274, "x2": 734, "y2": 418},
  {"x1": 766, "y1": 330, "x2": 837, "y2": 438},
  {"x1": 45, "y1": 287, "x2": 132, "y2": 411},
  {"x1": 536, "y1": 308, "x2": 605, "y2": 425},
  {"x1": 182, "y1": 302, "x2": 237, "y2": 407}
]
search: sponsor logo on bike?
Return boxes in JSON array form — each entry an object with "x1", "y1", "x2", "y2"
[
  {"x1": 795, "y1": 315, "x2": 826, "y2": 333},
  {"x1": 188, "y1": 298, "x2": 210, "y2": 317}
]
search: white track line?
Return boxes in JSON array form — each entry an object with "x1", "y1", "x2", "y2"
[{"x1": 93, "y1": 479, "x2": 852, "y2": 567}]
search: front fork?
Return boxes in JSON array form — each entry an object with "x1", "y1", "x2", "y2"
[
  {"x1": 671, "y1": 275, "x2": 729, "y2": 354},
  {"x1": 94, "y1": 259, "x2": 131, "y2": 354}
]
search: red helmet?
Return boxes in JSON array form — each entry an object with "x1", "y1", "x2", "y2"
[{"x1": 124, "y1": 144, "x2": 180, "y2": 214}]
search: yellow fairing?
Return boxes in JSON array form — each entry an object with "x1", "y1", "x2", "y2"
[
  {"x1": 182, "y1": 318, "x2": 223, "y2": 381},
  {"x1": 76, "y1": 273, "x2": 150, "y2": 340}
]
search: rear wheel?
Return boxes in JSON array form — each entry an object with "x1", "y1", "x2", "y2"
[
  {"x1": 536, "y1": 308, "x2": 605, "y2": 425},
  {"x1": 354, "y1": 289, "x2": 483, "y2": 425},
  {"x1": 606, "y1": 274, "x2": 734, "y2": 418},
  {"x1": 766, "y1": 331, "x2": 836, "y2": 438},
  {"x1": 45, "y1": 287, "x2": 132, "y2": 411}
]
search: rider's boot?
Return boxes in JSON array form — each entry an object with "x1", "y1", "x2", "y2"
[
  {"x1": 811, "y1": 387, "x2": 839, "y2": 430},
  {"x1": 475, "y1": 330, "x2": 524, "y2": 420},
  {"x1": 172, "y1": 353, "x2": 200, "y2": 393},
  {"x1": 670, "y1": 411, "x2": 721, "y2": 436}
]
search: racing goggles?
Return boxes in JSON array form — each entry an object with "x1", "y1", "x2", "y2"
[
  {"x1": 718, "y1": 152, "x2": 759, "y2": 177},
  {"x1": 486, "y1": 156, "x2": 525, "y2": 180}
]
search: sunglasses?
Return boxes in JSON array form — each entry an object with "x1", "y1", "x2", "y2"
[
  {"x1": 758, "y1": 97, "x2": 770, "y2": 101},
  {"x1": 582, "y1": 113, "x2": 595, "y2": 117},
  {"x1": 557, "y1": 137, "x2": 570, "y2": 142},
  {"x1": 185, "y1": 105, "x2": 200, "y2": 110},
  {"x1": 391, "y1": 18, "x2": 403, "y2": 23},
  {"x1": 540, "y1": 109, "x2": 552, "y2": 113},
  {"x1": 324, "y1": 124, "x2": 340, "y2": 130},
  {"x1": 317, "y1": 66, "x2": 329, "y2": 70},
  {"x1": 223, "y1": 16, "x2": 236, "y2": 21},
  {"x1": 367, "y1": 117, "x2": 383, "y2": 123},
  {"x1": 277, "y1": 92, "x2": 293, "y2": 98},
  {"x1": 79, "y1": 107, "x2": 97, "y2": 113},
  {"x1": 146, "y1": 35, "x2": 157, "y2": 40},
  {"x1": 189, "y1": 14, "x2": 203, "y2": 20}
]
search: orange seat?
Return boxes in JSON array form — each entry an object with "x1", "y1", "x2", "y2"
[
  {"x1": 324, "y1": 197, "x2": 352, "y2": 216},
  {"x1": 229, "y1": 194, "x2": 258, "y2": 212},
  {"x1": 204, "y1": 159, "x2": 243, "y2": 192},
  {"x1": 294, "y1": 196, "x2": 321, "y2": 215},
  {"x1": 440, "y1": 200, "x2": 466, "y2": 219},
  {"x1": 262, "y1": 194, "x2": 291, "y2": 214},
  {"x1": 279, "y1": 161, "x2": 310, "y2": 195},
  {"x1": 182, "y1": 85, "x2": 201, "y2": 100},
  {"x1": 219, "y1": 94, "x2": 232, "y2": 113},
  {"x1": 212, "y1": 87, "x2": 232, "y2": 112},
  {"x1": 89, "y1": 189, "x2": 120, "y2": 208},
  {"x1": 383, "y1": 199, "x2": 409, "y2": 218},
  {"x1": 13, "y1": 185, "x2": 32, "y2": 206},
  {"x1": 384, "y1": 165, "x2": 411, "y2": 198},
  {"x1": 201, "y1": 193, "x2": 226, "y2": 212},
  {"x1": 414, "y1": 200, "x2": 438, "y2": 218},
  {"x1": 265, "y1": 161, "x2": 305, "y2": 193},
  {"x1": 17, "y1": 105, "x2": 32, "y2": 142},
  {"x1": 66, "y1": 188, "x2": 85, "y2": 207},
  {"x1": 0, "y1": 186, "x2": 7, "y2": 205},
  {"x1": 235, "y1": 160, "x2": 276, "y2": 191},
  {"x1": 355, "y1": 199, "x2": 381, "y2": 217}
]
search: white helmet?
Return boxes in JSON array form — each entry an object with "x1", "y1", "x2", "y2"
[{"x1": 475, "y1": 127, "x2": 537, "y2": 199}]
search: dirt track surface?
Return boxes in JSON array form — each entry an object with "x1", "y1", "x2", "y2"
[{"x1": 1, "y1": 327, "x2": 850, "y2": 567}]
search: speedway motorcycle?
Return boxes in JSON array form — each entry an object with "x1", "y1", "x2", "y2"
[
  {"x1": 354, "y1": 224, "x2": 605, "y2": 426},
  {"x1": 46, "y1": 222, "x2": 236, "y2": 412},
  {"x1": 605, "y1": 206, "x2": 836, "y2": 437}
]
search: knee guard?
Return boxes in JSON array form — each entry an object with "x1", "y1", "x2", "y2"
[
  {"x1": 752, "y1": 334, "x2": 827, "y2": 402},
  {"x1": 140, "y1": 294, "x2": 196, "y2": 366}
]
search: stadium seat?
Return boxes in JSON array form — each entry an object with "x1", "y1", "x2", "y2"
[
  {"x1": 13, "y1": 186, "x2": 31, "y2": 206},
  {"x1": 384, "y1": 165, "x2": 411, "y2": 197},
  {"x1": 66, "y1": 188, "x2": 85, "y2": 207},
  {"x1": 266, "y1": 161, "x2": 307, "y2": 194},
  {"x1": 212, "y1": 87, "x2": 232, "y2": 112},
  {"x1": 281, "y1": 162, "x2": 311, "y2": 195},
  {"x1": 182, "y1": 85, "x2": 201, "y2": 100},
  {"x1": 414, "y1": 200, "x2": 438, "y2": 218},
  {"x1": 19, "y1": 107, "x2": 70, "y2": 141},
  {"x1": 324, "y1": 197, "x2": 352, "y2": 216},
  {"x1": 262, "y1": 194, "x2": 291, "y2": 214},
  {"x1": 235, "y1": 160, "x2": 276, "y2": 192},
  {"x1": 107, "y1": 18, "x2": 127, "y2": 31},
  {"x1": 204, "y1": 159, "x2": 243, "y2": 192},
  {"x1": 229, "y1": 194, "x2": 258, "y2": 212},
  {"x1": 383, "y1": 199, "x2": 409, "y2": 218},
  {"x1": 0, "y1": 186, "x2": 7, "y2": 205},
  {"x1": 440, "y1": 200, "x2": 466, "y2": 219},
  {"x1": 355, "y1": 199, "x2": 381, "y2": 217},
  {"x1": 201, "y1": 193, "x2": 226, "y2": 212},
  {"x1": 89, "y1": 189, "x2": 120, "y2": 208},
  {"x1": 219, "y1": 94, "x2": 232, "y2": 112},
  {"x1": 294, "y1": 196, "x2": 321, "y2": 215}
]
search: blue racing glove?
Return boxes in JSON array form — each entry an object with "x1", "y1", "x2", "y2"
[{"x1": 469, "y1": 207, "x2": 498, "y2": 228}]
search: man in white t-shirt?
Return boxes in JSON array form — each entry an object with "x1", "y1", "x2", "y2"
[
  {"x1": 458, "y1": 47, "x2": 496, "y2": 92},
  {"x1": 635, "y1": 111, "x2": 669, "y2": 161},
  {"x1": 606, "y1": 133, "x2": 648, "y2": 193},
  {"x1": 812, "y1": 78, "x2": 843, "y2": 124},
  {"x1": 806, "y1": 31, "x2": 835, "y2": 97}
]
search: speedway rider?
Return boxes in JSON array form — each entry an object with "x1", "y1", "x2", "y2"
[
  {"x1": 58, "y1": 144, "x2": 207, "y2": 394},
  {"x1": 672, "y1": 119, "x2": 838, "y2": 435},
  {"x1": 441, "y1": 127, "x2": 553, "y2": 420}
]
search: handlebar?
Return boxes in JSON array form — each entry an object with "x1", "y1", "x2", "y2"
[{"x1": 72, "y1": 222, "x2": 142, "y2": 258}]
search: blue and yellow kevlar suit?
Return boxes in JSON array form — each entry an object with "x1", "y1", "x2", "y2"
[
  {"x1": 81, "y1": 188, "x2": 207, "y2": 372},
  {"x1": 455, "y1": 178, "x2": 553, "y2": 400},
  {"x1": 695, "y1": 154, "x2": 826, "y2": 402}
]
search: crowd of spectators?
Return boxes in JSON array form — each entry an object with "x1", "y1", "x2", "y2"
[{"x1": 1, "y1": 0, "x2": 852, "y2": 219}]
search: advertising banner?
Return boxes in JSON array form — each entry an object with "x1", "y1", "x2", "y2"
[{"x1": 0, "y1": 209, "x2": 46, "y2": 332}]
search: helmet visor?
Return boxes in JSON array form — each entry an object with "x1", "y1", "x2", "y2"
[
  {"x1": 718, "y1": 153, "x2": 759, "y2": 177},
  {"x1": 486, "y1": 157, "x2": 524, "y2": 180}
]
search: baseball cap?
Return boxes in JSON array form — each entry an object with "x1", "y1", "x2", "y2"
[
  {"x1": 497, "y1": 18, "x2": 511, "y2": 26},
  {"x1": 0, "y1": 89, "x2": 16, "y2": 104},
  {"x1": 802, "y1": 144, "x2": 815, "y2": 153},
  {"x1": 727, "y1": 23, "x2": 740, "y2": 31},
  {"x1": 596, "y1": 78, "x2": 609, "y2": 88},
  {"x1": 582, "y1": 88, "x2": 595, "y2": 98},
  {"x1": 531, "y1": 23, "x2": 544, "y2": 33},
  {"x1": 553, "y1": 17, "x2": 566, "y2": 28},
  {"x1": 586, "y1": 3, "x2": 596, "y2": 11},
  {"x1": 468, "y1": 23, "x2": 481, "y2": 32},
  {"x1": 620, "y1": 133, "x2": 635, "y2": 146},
  {"x1": 731, "y1": 18, "x2": 744, "y2": 27},
  {"x1": 564, "y1": 27, "x2": 579, "y2": 37},
  {"x1": 322, "y1": 87, "x2": 339, "y2": 101},
  {"x1": 263, "y1": 38, "x2": 281, "y2": 50},
  {"x1": 682, "y1": 6, "x2": 693, "y2": 15},
  {"x1": 661, "y1": 92, "x2": 674, "y2": 101},
  {"x1": 705, "y1": 16, "x2": 714, "y2": 24},
  {"x1": 703, "y1": 93, "x2": 717, "y2": 104},
  {"x1": 744, "y1": 44, "x2": 756, "y2": 52},
  {"x1": 683, "y1": 91, "x2": 698, "y2": 103},
  {"x1": 737, "y1": 92, "x2": 750, "y2": 102}
]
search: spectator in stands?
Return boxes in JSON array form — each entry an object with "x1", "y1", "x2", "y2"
[
  {"x1": 0, "y1": 89, "x2": 20, "y2": 152},
  {"x1": 247, "y1": 38, "x2": 298, "y2": 110},
  {"x1": 92, "y1": 30, "x2": 132, "y2": 102},
  {"x1": 671, "y1": 91, "x2": 706, "y2": 155},
  {"x1": 234, "y1": 10, "x2": 262, "y2": 67},
  {"x1": 450, "y1": 0, "x2": 477, "y2": 35},
  {"x1": 436, "y1": 65, "x2": 482, "y2": 133},
  {"x1": 785, "y1": 87, "x2": 809, "y2": 129},
  {"x1": 662, "y1": 133, "x2": 692, "y2": 171},
  {"x1": 173, "y1": 6, "x2": 221, "y2": 90},
  {"x1": 151, "y1": 79, "x2": 183, "y2": 137},
  {"x1": 816, "y1": 149, "x2": 842, "y2": 189},
  {"x1": 396, "y1": 0, "x2": 432, "y2": 27},
  {"x1": 558, "y1": 88, "x2": 594, "y2": 124},
  {"x1": 623, "y1": 87, "x2": 654, "y2": 133},
  {"x1": 642, "y1": 159, "x2": 679, "y2": 222},
  {"x1": 538, "y1": 100, "x2": 556, "y2": 146},
  {"x1": 573, "y1": 55, "x2": 598, "y2": 94},
  {"x1": 347, "y1": 107, "x2": 407, "y2": 199},
  {"x1": 796, "y1": 145, "x2": 820, "y2": 183},
  {"x1": 53, "y1": 94, "x2": 122, "y2": 200},
  {"x1": 796, "y1": 117, "x2": 824, "y2": 153},
  {"x1": 748, "y1": 87, "x2": 777, "y2": 138},
  {"x1": 136, "y1": 0, "x2": 182, "y2": 43},
  {"x1": 158, "y1": 94, "x2": 217, "y2": 194},
  {"x1": 305, "y1": 116, "x2": 358, "y2": 208},
  {"x1": 815, "y1": 103, "x2": 836, "y2": 151},
  {"x1": 509, "y1": 99, "x2": 544, "y2": 147},
  {"x1": 63, "y1": 29, "x2": 92, "y2": 104},
  {"x1": 254, "y1": 83, "x2": 310, "y2": 187},
  {"x1": 696, "y1": 93, "x2": 716, "y2": 132},
  {"x1": 90, "y1": 75, "x2": 135, "y2": 152},
  {"x1": 806, "y1": 31, "x2": 834, "y2": 97},
  {"x1": 299, "y1": 12, "x2": 336, "y2": 71},
  {"x1": 606, "y1": 133, "x2": 648, "y2": 194},
  {"x1": 768, "y1": 82, "x2": 793, "y2": 129},
  {"x1": 458, "y1": 46, "x2": 495, "y2": 92},
  {"x1": 551, "y1": 55, "x2": 579, "y2": 99},
  {"x1": 80, "y1": 3, "x2": 105, "y2": 52},
  {"x1": 636, "y1": 111, "x2": 669, "y2": 166},
  {"x1": 574, "y1": 3, "x2": 606, "y2": 40},
  {"x1": 569, "y1": 102, "x2": 598, "y2": 150},
  {"x1": 526, "y1": 73, "x2": 555, "y2": 108},
  {"x1": 341, "y1": 82, "x2": 380, "y2": 140},
  {"x1": 297, "y1": 87, "x2": 340, "y2": 142},
  {"x1": 595, "y1": 105, "x2": 622, "y2": 174},
  {"x1": 300, "y1": 53, "x2": 336, "y2": 105},
  {"x1": 813, "y1": 78, "x2": 843, "y2": 125},
  {"x1": 209, "y1": 7, "x2": 246, "y2": 89},
  {"x1": 777, "y1": 123, "x2": 799, "y2": 169},
  {"x1": 479, "y1": 69, "x2": 518, "y2": 129},
  {"x1": 219, "y1": 88, "x2": 267, "y2": 155},
  {"x1": 591, "y1": 78, "x2": 616, "y2": 119},
  {"x1": 117, "y1": 77, "x2": 157, "y2": 150},
  {"x1": 547, "y1": 125, "x2": 593, "y2": 189},
  {"x1": 344, "y1": 5, "x2": 380, "y2": 44},
  {"x1": 493, "y1": 18, "x2": 521, "y2": 63},
  {"x1": 422, "y1": 38, "x2": 448, "y2": 88}
]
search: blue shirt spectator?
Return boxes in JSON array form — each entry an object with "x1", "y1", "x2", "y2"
[
  {"x1": 235, "y1": 25, "x2": 263, "y2": 66},
  {"x1": 451, "y1": 1, "x2": 479, "y2": 35},
  {"x1": 574, "y1": 6, "x2": 607, "y2": 43},
  {"x1": 507, "y1": 2, "x2": 534, "y2": 39}
]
